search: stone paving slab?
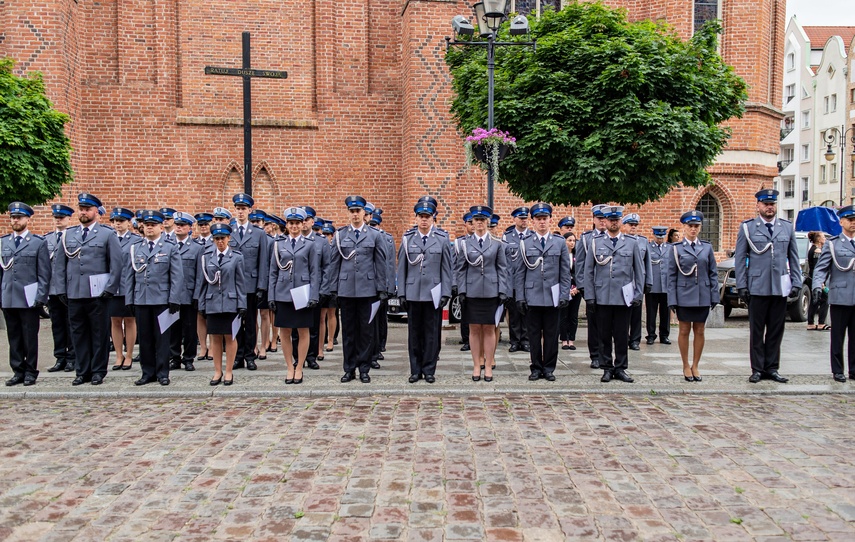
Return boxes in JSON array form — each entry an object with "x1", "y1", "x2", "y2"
[{"x1": 1, "y1": 395, "x2": 854, "y2": 541}]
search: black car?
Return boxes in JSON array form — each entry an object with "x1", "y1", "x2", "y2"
[{"x1": 387, "y1": 294, "x2": 462, "y2": 323}]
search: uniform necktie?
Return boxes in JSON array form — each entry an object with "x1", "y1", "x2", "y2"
[
  {"x1": 57, "y1": 231, "x2": 63, "y2": 242},
  {"x1": 218, "y1": 253, "x2": 224, "y2": 265},
  {"x1": 691, "y1": 241, "x2": 696, "y2": 249},
  {"x1": 82, "y1": 227, "x2": 89, "y2": 241},
  {"x1": 355, "y1": 230, "x2": 360, "y2": 241},
  {"x1": 479, "y1": 238, "x2": 483, "y2": 248},
  {"x1": 850, "y1": 239, "x2": 855, "y2": 253},
  {"x1": 14, "y1": 236, "x2": 21, "y2": 248},
  {"x1": 765, "y1": 223, "x2": 773, "y2": 237},
  {"x1": 239, "y1": 226, "x2": 245, "y2": 240},
  {"x1": 148, "y1": 241, "x2": 154, "y2": 252},
  {"x1": 291, "y1": 238, "x2": 296, "y2": 250},
  {"x1": 540, "y1": 237, "x2": 546, "y2": 249},
  {"x1": 611, "y1": 237, "x2": 618, "y2": 247},
  {"x1": 422, "y1": 236, "x2": 427, "y2": 246},
  {"x1": 178, "y1": 241, "x2": 184, "y2": 249}
]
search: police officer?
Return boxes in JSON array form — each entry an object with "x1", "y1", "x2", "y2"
[
  {"x1": 1, "y1": 203, "x2": 51, "y2": 386},
  {"x1": 575, "y1": 204, "x2": 608, "y2": 368},
  {"x1": 489, "y1": 213, "x2": 501, "y2": 234},
  {"x1": 297, "y1": 205, "x2": 331, "y2": 369},
  {"x1": 258, "y1": 213, "x2": 279, "y2": 359},
  {"x1": 167, "y1": 212, "x2": 203, "y2": 371},
  {"x1": 194, "y1": 213, "x2": 214, "y2": 246},
  {"x1": 160, "y1": 208, "x2": 177, "y2": 242},
  {"x1": 329, "y1": 195, "x2": 388, "y2": 383},
  {"x1": 368, "y1": 209, "x2": 396, "y2": 368},
  {"x1": 503, "y1": 206, "x2": 531, "y2": 353},
  {"x1": 645, "y1": 226, "x2": 672, "y2": 345},
  {"x1": 397, "y1": 199, "x2": 453, "y2": 383},
  {"x1": 45, "y1": 204, "x2": 76, "y2": 373},
  {"x1": 320, "y1": 221, "x2": 338, "y2": 354},
  {"x1": 621, "y1": 213, "x2": 652, "y2": 350},
  {"x1": 124, "y1": 210, "x2": 183, "y2": 385},
  {"x1": 454, "y1": 212, "x2": 475, "y2": 351},
  {"x1": 514, "y1": 203, "x2": 572, "y2": 381},
  {"x1": 109, "y1": 207, "x2": 138, "y2": 371},
  {"x1": 583, "y1": 206, "x2": 644, "y2": 383},
  {"x1": 230, "y1": 193, "x2": 270, "y2": 371},
  {"x1": 558, "y1": 216, "x2": 575, "y2": 237},
  {"x1": 810, "y1": 205, "x2": 855, "y2": 382},
  {"x1": 735, "y1": 189, "x2": 802, "y2": 383},
  {"x1": 667, "y1": 211, "x2": 718, "y2": 382},
  {"x1": 55, "y1": 193, "x2": 124, "y2": 385}
]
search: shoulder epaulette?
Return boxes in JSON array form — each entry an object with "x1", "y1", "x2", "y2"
[
  {"x1": 636, "y1": 235, "x2": 648, "y2": 241},
  {"x1": 433, "y1": 230, "x2": 448, "y2": 237},
  {"x1": 491, "y1": 234, "x2": 503, "y2": 242},
  {"x1": 337, "y1": 225, "x2": 348, "y2": 232},
  {"x1": 700, "y1": 239, "x2": 711, "y2": 245},
  {"x1": 504, "y1": 225, "x2": 515, "y2": 233},
  {"x1": 778, "y1": 218, "x2": 792, "y2": 224},
  {"x1": 31, "y1": 234, "x2": 44, "y2": 240},
  {"x1": 741, "y1": 218, "x2": 753, "y2": 224},
  {"x1": 624, "y1": 234, "x2": 637, "y2": 239}
]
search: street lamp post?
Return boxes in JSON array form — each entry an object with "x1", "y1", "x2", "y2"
[
  {"x1": 823, "y1": 125, "x2": 855, "y2": 206},
  {"x1": 446, "y1": 1, "x2": 535, "y2": 208}
]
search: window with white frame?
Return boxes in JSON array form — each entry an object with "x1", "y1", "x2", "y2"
[
  {"x1": 801, "y1": 177, "x2": 810, "y2": 202},
  {"x1": 824, "y1": 96, "x2": 829, "y2": 114},
  {"x1": 831, "y1": 94, "x2": 837, "y2": 112},
  {"x1": 801, "y1": 144, "x2": 810, "y2": 161},
  {"x1": 821, "y1": 165, "x2": 827, "y2": 183},
  {"x1": 784, "y1": 178, "x2": 795, "y2": 198},
  {"x1": 785, "y1": 84, "x2": 796, "y2": 103},
  {"x1": 802, "y1": 111, "x2": 810, "y2": 128},
  {"x1": 802, "y1": 85, "x2": 810, "y2": 98},
  {"x1": 786, "y1": 52, "x2": 795, "y2": 71},
  {"x1": 831, "y1": 164, "x2": 838, "y2": 182}
]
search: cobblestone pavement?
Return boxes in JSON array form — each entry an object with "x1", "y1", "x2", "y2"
[{"x1": 1, "y1": 395, "x2": 854, "y2": 541}]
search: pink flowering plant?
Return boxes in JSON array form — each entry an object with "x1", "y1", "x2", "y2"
[{"x1": 464, "y1": 128, "x2": 517, "y2": 180}]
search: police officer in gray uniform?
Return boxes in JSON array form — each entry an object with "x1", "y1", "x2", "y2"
[
  {"x1": 1, "y1": 203, "x2": 51, "y2": 386},
  {"x1": 809, "y1": 205, "x2": 855, "y2": 382},
  {"x1": 108, "y1": 207, "x2": 138, "y2": 371},
  {"x1": 621, "y1": 213, "x2": 652, "y2": 350},
  {"x1": 503, "y1": 206, "x2": 531, "y2": 353},
  {"x1": 735, "y1": 189, "x2": 802, "y2": 383},
  {"x1": 454, "y1": 212, "x2": 475, "y2": 351},
  {"x1": 329, "y1": 195, "x2": 388, "y2": 383},
  {"x1": 301, "y1": 205, "x2": 332, "y2": 369},
  {"x1": 397, "y1": 199, "x2": 453, "y2": 383},
  {"x1": 230, "y1": 193, "x2": 270, "y2": 371},
  {"x1": 368, "y1": 208, "x2": 396, "y2": 367},
  {"x1": 514, "y1": 203, "x2": 572, "y2": 381},
  {"x1": 169, "y1": 212, "x2": 204, "y2": 371},
  {"x1": 45, "y1": 204, "x2": 77, "y2": 372},
  {"x1": 583, "y1": 206, "x2": 645, "y2": 383},
  {"x1": 575, "y1": 204, "x2": 608, "y2": 368},
  {"x1": 55, "y1": 193, "x2": 124, "y2": 385},
  {"x1": 645, "y1": 226, "x2": 672, "y2": 345},
  {"x1": 124, "y1": 210, "x2": 184, "y2": 385}
]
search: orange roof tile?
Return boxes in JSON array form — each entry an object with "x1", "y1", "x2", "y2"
[{"x1": 803, "y1": 26, "x2": 855, "y2": 49}]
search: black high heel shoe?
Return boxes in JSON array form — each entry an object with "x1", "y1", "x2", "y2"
[
  {"x1": 210, "y1": 376, "x2": 222, "y2": 386},
  {"x1": 293, "y1": 376, "x2": 303, "y2": 384},
  {"x1": 197, "y1": 353, "x2": 208, "y2": 361},
  {"x1": 472, "y1": 375, "x2": 481, "y2": 382},
  {"x1": 121, "y1": 360, "x2": 133, "y2": 370},
  {"x1": 223, "y1": 377, "x2": 233, "y2": 386},
  {"x1": 285, "y1": 378, "x2": 294, "y2": 385}
]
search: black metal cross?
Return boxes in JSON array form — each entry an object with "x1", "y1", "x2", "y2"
[{"x1": 205, "y1": 32, "x2": 287, "y2": 196}]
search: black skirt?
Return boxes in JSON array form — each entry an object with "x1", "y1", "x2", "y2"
[
  {"x1": 207, "y1": 312, "x2": 238, "y2": 335},
  {"x1": 274, "y1": 301, "x2": 313, "y2": 329},
  {"x1": 464, "y1": 297, "x2": 501, "y2": 325},
  {"x1": 108, "y1": 296, "x2": 132, "y2": 318},
  {"x1": 320, "y1": 296, "x2": 336, "y2": 309},
  {"x1": 676, "y1": 306, "x2": 710, "y2": 323}
]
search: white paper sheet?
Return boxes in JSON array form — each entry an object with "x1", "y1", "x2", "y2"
[
  {"x1": 24, "y1": 283, "x2": 38, "y2": 307},
  {"x1": 781, "y1": 274, "x2": 792, "y2": 298},
  {"x1": 369, "y1": 300, "x2": 382, "y2": 324},
  {"x1": 551, "y1": 284, "x2": 560, "y2": 307},
  {"x1": 231, "y1": 314, "x2": 242, "y2": 340},
  {"x1": 157, "y1": 308, "x2": 180, "y2": 334},
  {"x1": 494, "y1": 305, "x2": 504, "y2": 327},
  {"x1": 431, "y1": 283, "x2": 442, "y2": 309},
  {"x1": 290, "y1": 284, "x2": 311, "y2": 310},
  {"x1": 622, "y1": 282, "x2": 634, "y2": 307},
  {"x1": 88, "y1": 273, "x2": 111, "y2": 297}
]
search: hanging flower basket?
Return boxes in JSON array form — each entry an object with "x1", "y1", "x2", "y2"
[{"x1": 464, "y1": 128, "x2": 517, "y2": 180}]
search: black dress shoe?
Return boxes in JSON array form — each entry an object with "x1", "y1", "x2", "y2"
[
  {"x1": 133, "y1": 355, "x2": 141, "y2": 363},
  {"x1": 460, "y1": 344, "x2": 470, "y2": 351},
  {"x1": 359, "y1": 373, "x2": 371, "y2": 383},
  {"x1": 614, "y1": 370, "x2": 634, "y2": 383},
  {"x1": 590, "y1": 359, "x2": 600, "y2": 369},
  {"x1": 509, "y1": 344, "x2": 519, "y2": 353},
  {"x1": 341, "y1": 372, "x2": 356, "y2": 383},
  {"x1": 293, "y1": 377, "x2": 302, "y2": 384},
  {"x1": 64, "y1": 364, "x2": 75, "y2": 372},
  {"x1": 47, "y1": 361, "x2": 65, "y2": 373},
  {"x1": 521, "y1": 343, "x2": 531, "y2": 352},
  {"x1": 561, "y1": 344, "x2": 570, "y2": 350},
  {"x1": 528, "y1": 371, "x2": 541, "y2": 381},
  {"x1": 768, "y1": 371, "x2": 789, "y2": 383},
  {"x1": 184, "y1": 362, "x2": 195, "y2": 372},
  {"x1": 169, "y1": 360, "x2": 182, "y2": 370},
  {"x1": 23, "y1": 377, "x2": 36, "y2": 386},
  {"x1": 849, "y1": 374, "x2": 855, "y2": 381},
  {"x1": 72, "y1": 376, "x2": 89, "y2": 386},
  {"x1": 645, "y1": 339, "x2": 655, "y2": 345},
  {"x1": 210, "y1": 377, "x2": 222, "y2": 386},
  {"x1": 91, "y1": 375, "x2": 104, "y2": 385},
  {"x1": 5, "y1": 375, "x2": 24, "y2": 386},
  {"x1": 628, "y1": 343, "x2": 640, "y2": 351},
  {"x1": 425, "y1": 375, "x2": 435, "y2": 384},
  {"x1": 543, "y1": 373, "x2": 556, "y2": 382},
  {"x1": 380, "y1": 346, "x2": 386, "y2": 352},
  {"x1": 684, "y1": 375, "x2": 694, "y2": 382},
  {"x1": 121, "y1": 361, "x2": 133, "y2": 370},
  {"x1": 306, "y1": 360, "x2": 320, "y2": 370},
  {"x1": 134, "y1": 377, "x2": 153, "y2": 386},
  {"x1": 601, "y1": 371, "x2": 613, "y2": 383},
  {"x1": 567, "y1": 345, "x2": 576, "y2": 350},
  {"x1": 833, "y1": 373, "x2": 847, "y2": 383},
  {"x1": 233, "y1": 360, "x2": 245, "y2": 370},
  {"x1": 246, "y1": 360, "x2": 257, "y2": 371},
  {"x1": 748, "y1": 371, "x2": 762, "y2": 383},
  {"x1": 408, "y1": 375, "x2": 420, "y2": 383},
  {"x1": 370, "y1": 360, "x2": 381, "y2": 369},
  {"x1": 158, "y1": 377, "x2": 170, "y2": 386},
  {"x1": 377, "y1": 353, "x2": 385, "y2": 360},
  {"x1": 661, "y1": 338, "x2": 672, "y2": 345}
]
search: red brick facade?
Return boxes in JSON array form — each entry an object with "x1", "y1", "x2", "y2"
[{"x1": 1, "y1": 0, "x2": 785, "y2": 253}]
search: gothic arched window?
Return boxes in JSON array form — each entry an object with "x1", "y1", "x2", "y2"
[{"x1": 695, "y1": 193, "x2": 721, "y2": 251}]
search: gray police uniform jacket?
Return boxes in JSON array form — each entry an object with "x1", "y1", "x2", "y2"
[
  {"x1": 229, "y1": 223, "x2": 270, "y2": 293},
  {"x1": 379, "y1": 229, "x2": 397, "y2": 294},
  {"x1": 194, "y1": 235, "x2": 212, "y2": 248},
  {"x1": 812, "y1": 236, "x2": 855, "y2": 306},
  {"x1": 455, "y1": 234, "x2": 510, "y2": 299},
  {"x1": 54, "y1": 223, "x2": 123, "y2": 300},
  {"x1": 583, "y1": 233, "x2": 645, "y2": 306},
  {"x1": 268, "y1": 236, "x2": 320, "y2": 304},
  {"x1": 174, "y1": 238, "x2": 203, "y2": 305},
  {"x1": 328, "y1": 225, "x2": 388, "y2": 298},
  {"x1": 574, "y1": 229, "x2": 599, "y2": 293},
  {"x1": 734, "y1": 217, "x2": 803, "y2": 296},
  {"x1": 123, "y1": 238, "x2": 184, "y2": 306},
  {"x1": 636, "y1": 235, "x2": 653, "y2": 289},
  {"x1": 514, "y1": 233, "x2": 572, "y2": 307},
  {"x1": 502, "y1": 228, "x2": 529, "y2": 299},
  {"x1": 666, "y1": 240, "x2": 718, "y2": 308},
  {"x1": 0, "y1": 232, "x2": 51, "y2": 308},
  {"x1": 647, "y1": 241, "x2": 669, "y2": 294},
  {"x1": 397, "y1": 230, "x2": 453, "y2": 302},
  {"x1": 45, "y1": 229, "x2": 68, "y2": 296},
  {"x1": 303, "y1": 232, "x2": 331, "y2": 296},
  {"x1": 196, "y1": 248, "x2": 247, "y2": 314},
  {"x1": 114, "y1": 231, "x2": 138, "y2": 297}
]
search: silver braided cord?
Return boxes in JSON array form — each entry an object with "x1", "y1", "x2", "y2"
[
  {"x1": 273, "y1": 241, "x2": 295, "y2": 271},
  {"x1": 519, "y1": 238, "x2": 544, "y2": 270},
  {"x1": 129, "y1": 243, "x2": 148, "y2": 273},
  {"x1": 201, "y1": 253, "x2": 221, "y2": 285},
  {"x1": 61, "y1": 228, "x2": 82, "y2": 259},
  {"x1": 591, "y1": 237, "x2": 613, "y2": 266},
  {"x1": 742, "y1": 223, "x2": 773, "y2": 255},
  {"x1": 334, "y1": 230, "x2": 357, "y2": 261},
  {"x1": 402, "y1": 234, "x2": 425, "y2": 267},
  {"x1": 828, "y1": 240, "x2": 855, "y2": 272},
  {"x1": 672, "y1": 245, "x2": 698, "y2": 277},
  {"x1": 0, "y1": 238, "x2": 13, "y2": 271},
  {"x1": 460, "y1": 238, "x2": 484, "y2": 268}
]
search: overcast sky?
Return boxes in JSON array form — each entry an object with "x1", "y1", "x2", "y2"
[{"x1": 786, "y1": 0, "x2": 854, "y2": 26}]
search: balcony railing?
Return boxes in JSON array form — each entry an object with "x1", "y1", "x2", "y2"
[
  {"x1": 780, "y1": 127, "x2": 794, "y2": 140},
  {"x1": 784, "y1": 190, "x2": 795, "y2": 198},
  {"x1": 777, "y1": 160, "x2": 793, "y2": 172}
]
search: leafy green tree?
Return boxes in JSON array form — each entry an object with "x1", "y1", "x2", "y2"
[
  {"x1": 0, "y1": 57, "x2": 73, "y2": 209},
  {"x1": 446, "y1": 2, "x2": 748, "y2": 206}
]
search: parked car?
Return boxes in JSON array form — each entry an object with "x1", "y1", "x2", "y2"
[
  {"x1": 387, "y1": 294, "x2": 462, "y2": 323},
  {"x1": 717, "y1": 231, "x2": 811, "y2": 321}
]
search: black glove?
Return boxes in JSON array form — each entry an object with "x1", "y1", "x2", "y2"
[
  {"x1": 813, "y1": 288, "x2": 822, "y2": 304},
  {"x1": 440, "y1": 296, "x2": 449, "y2": 308},
  {"x1": 644, "y1": 284, "x2": 652, "y2": 294},
  {"x1": 238, "y1": 308, "x2": 246, "y2": 318},
  {"x1": 126, "y1": 304, "x2": 135, "y2": 316},
  {"x1": 58, "y1": 294, "x2": 68, "y2": 306},
  {"x1": 558, "y1": 299, "x2": 569, "y2": 308},
  {"x1": 256, "y1": 289, "x2": 266, "y2": 299},
  {"x1": 307, "y1": 300, "x2": 318, "y2": 308},
  {"x1": 789, "y1": 285, "x2": 801, "y2": 298},
  {"x1": 451, "y1": 286, "x2": 458, "y2": 297},
  {"x1": 169, "y1": 303, "x2": 180, "y2": 314},
  {"x1": 378, "y1": 291, "x2": 389, "y2": 301},
  {"x1": 631, "y1": 299, "x2": 642, "y2": 308},
  {"x1": 516, "y1": 300, "x2": 528, "y2": 314},
  {"x1": 398, "y1": 297, "x2": 408, "y2": 310},
  {"x1": 99, "y1": 291, "x2": 114, "y2": 299},
  {"x1": 737, "y1": 288, "x2": 750, "y2": 304},
  {"x1": 458, "y1": 293, "x2": 466, "y2": 304},
  {"x1": 330, "y1": 293, "x2": 339, "y2": 307},
  {"x1": 199, "y1": 309, "x2": 205, "y2": 318},
  {"x1": 668, "y1": 305, "x2": 677, "y2": 312},
  {"x1": 269, "y1": 301, "x2": 277, "y2": 312},
  {"x1": 498, "y1": 293, "x2": 508, "y2": 304},
  {"x1": 587, "y1": 300, "x2": 596, "y2": 314},
  {"x1": 577, "y1": 288, "x2": 584, "y2": 297}
]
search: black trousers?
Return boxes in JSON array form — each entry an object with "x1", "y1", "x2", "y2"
[
  {"x1": 379, "y1": 301, "x2": 389, "y2": 350},
  {"x1": 628, "y1": 302, "x2": 643, "y2": 345},
  {"x1": 307, "y1": 305, "x2": 321, "y2": 362},
  {"x1": 68, "y1": 297, "x2": 110, "y2": 379},
  {"x1": 586, "y1": 303, "x2": 600, "y2": 361},
  {"x1": 407, "y1": 301, "x2": 441, "y2": 376},
  {"x1": 236, "y1": 293, "x2": 259, "y2": 362},
  {"x1": 507, "y1": 298, "x2": 528, "y2": 347},
  {"x1": 808, "y1": 294, "x2": 828, "y2": 326},
  {"x1": 559, "y1": 294, "x2": 583, "y2": 341},
  {"x1": 370, "y1": 302, "x2": 382, "y2": 362},
  {"x1": 595, "y1": 304, "x2": 630, "y2": 372},
  {"x1": 829, "y1": 304, "x2": 855, "y2": 376},
  {"x1": 747, "y1": 295, "x2": 787, "y2": 374},
  {"x1": 526, "y1": 306, "x2": 560, "y2": 374},
  {"x1": 339, "y1": 296, "x2": 377, "y2": 375},
  {"x1": 135, "y1": 304, "x2": 170, "y2": 381},
  {"x1": 3, "y1": 308, "x2": 40, "y2": 379},
  {"x1": 48, "y1": 294, "x2": 75, "y2": 366},
  {"x1": 460, "y1": 314, "x2": 470, "y2": 345},
  {"x1": 169, "y1": 303, "x2": 198, "y2": 362},
  {"x1": 645, "y1": 293, "x2": 670, "y2": 341}
]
